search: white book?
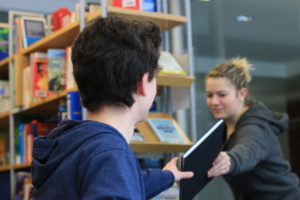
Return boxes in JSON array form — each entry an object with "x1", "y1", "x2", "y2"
[{"x1": 158, "y1": 51, "x2": 187, "y2": 75}]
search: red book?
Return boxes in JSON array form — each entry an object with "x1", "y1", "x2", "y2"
[{"x1": 113, "y1": 0, "x2": 140, "y2": 10}]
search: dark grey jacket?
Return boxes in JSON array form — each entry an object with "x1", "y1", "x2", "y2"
[{"x1": 223, "y1": 102, "x2": 300, "y2": 200}]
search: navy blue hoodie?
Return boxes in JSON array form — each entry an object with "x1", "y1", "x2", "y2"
[
  {"x1": 223, "y1": 102, "x2": 300, "y2": 200},
  {"x1": 31, "y1": 120, "x2": 174, "y2": 200}
]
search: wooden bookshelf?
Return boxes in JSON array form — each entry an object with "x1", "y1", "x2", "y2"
[{"x1": 86, "y1": 6, "x2": 188, "y2": 31}]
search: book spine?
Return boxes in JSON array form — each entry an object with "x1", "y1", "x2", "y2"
[{"x1": 67, "y1": 91, "x2": 82, "y2": 120}]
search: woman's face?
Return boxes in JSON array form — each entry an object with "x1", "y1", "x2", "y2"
[{"x1": 205, "y1": 77, "x2": 243, "y2": 120}]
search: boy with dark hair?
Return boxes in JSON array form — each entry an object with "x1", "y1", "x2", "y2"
[{"x1": 31, "y1": 16, "x2": 193, "y2": 199}]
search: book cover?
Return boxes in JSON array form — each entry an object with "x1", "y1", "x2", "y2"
[
  {"x1": 180, "y1": 120, "x2": 225, "y2": 200},
  {"x1": 31, "y1": 58, "x2": 48, "y2": 98},
  {"x1": 147, "y1": 118, "x2": 188, "y2": 143},
  {"x1": 67, "y1": 91, "x2": 82, "y2": 120},
  {"x1": 47, "y1": 49, "x2": 66, "y2": 93},
  {"x1": 158, "y1": 51, "x2": 187, "y2": 76},
  {"x1": 21, "y1": 16, "x2": 46, "y2": 48},
  {"x1": 0, "y1": 23, "x2": 9, "y2": 60}
]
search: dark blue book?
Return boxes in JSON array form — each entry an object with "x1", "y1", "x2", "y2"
[
  {"x1": 180, "y1": 120, "x2": 225, "y2": 200},
  {"x1": 67, "y1": 91, "x2": 82, "y2": 120}
]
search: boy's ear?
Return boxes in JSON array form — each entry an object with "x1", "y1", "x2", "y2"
[{"x1": 137, "y1": 73, "x2": 149, "y2": 97}]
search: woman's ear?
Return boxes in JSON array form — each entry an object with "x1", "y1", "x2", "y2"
[
  {"x1": 239, "y1": 87, "x2": 248, "y2": 100},
  {"x1": 137, "y1": 73, "x2": 149, "y2": 97}
]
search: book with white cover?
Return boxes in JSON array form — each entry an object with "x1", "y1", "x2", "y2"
[{"x1": 158, "y1": 51, "x2": 187, "y2": 75}]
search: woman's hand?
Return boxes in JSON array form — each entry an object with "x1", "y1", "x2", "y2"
[
  {"x1": 163, "y1": 157, "x2": 194, "y2": 182},
  {"x1": 207, "y1": 152, "x2": 231, "y2": 178}
]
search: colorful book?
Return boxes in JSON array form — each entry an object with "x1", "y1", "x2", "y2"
[
  {"x1": 67, "y1": 91, "x2": 82, "y2": 120},
  {"x1": 147, "y1": 118, "x2": 188, "y2": 143},
  {"x1": 47, "y1": 49, "x2": 66, "y2": 93}
]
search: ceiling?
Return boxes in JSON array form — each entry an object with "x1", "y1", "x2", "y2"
[{"x1": 190, "y1": 0, "x2": 300, "y2": 64}]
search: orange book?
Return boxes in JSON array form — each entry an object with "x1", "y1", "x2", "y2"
[{"x1": 31, "y1": 58, "x2": 48, "y2": 98}]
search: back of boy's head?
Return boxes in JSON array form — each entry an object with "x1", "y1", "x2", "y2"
[{"x1": 71, "y1": 16, "x2": 162, "y2": 112}]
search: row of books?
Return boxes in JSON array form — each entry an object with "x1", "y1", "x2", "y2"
[
  {"x1": 16, "y1": 91, "x2": 82, "y2": 164},
  {"x1": 23, "y1": 47, "x2": 75, "y2": 107},
  {"x1": 16, "y1": 120, "x2": 57, "y2": 164}
]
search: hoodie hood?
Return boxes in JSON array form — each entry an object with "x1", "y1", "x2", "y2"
[
  {"x1": 237, "y1": 101, "x2": 289, "y2": 135},
  {"x1": 31, "y1": 119, "x2": 124, "y2": 188}
]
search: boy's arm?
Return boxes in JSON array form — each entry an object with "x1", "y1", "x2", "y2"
[{"x1": 143, "y1": 157, "x2": 194, "y2": 199}]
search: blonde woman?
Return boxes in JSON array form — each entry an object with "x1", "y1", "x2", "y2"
[{"x1": 205, "y1": 58, "x2": 300, "y2": 200}]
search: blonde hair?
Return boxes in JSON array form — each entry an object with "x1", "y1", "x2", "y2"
[{"x1": 205, "y1": 57, "x2": 255, "y2": 90}]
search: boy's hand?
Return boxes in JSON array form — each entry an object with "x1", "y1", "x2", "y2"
[{"x1": 163, "y1": 157, "x2": 194, "y2": 182}]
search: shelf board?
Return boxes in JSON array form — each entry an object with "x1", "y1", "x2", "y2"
[
  {"x1": 12, "y1": 162, "x2": 31, "y2": 170},
  {"x1": 0, "y1": 111, "x2": 10, "y2": 130},
  {"x1": 157, "y1": 74, "x2": 195, "y2": 87},
  {"x1": 15, "y1": 90, "x2": 69, "y2": 117},
  {"x1": 0, "y1": 57, "x2": 11, "y2": 80},
  {"x1": 130, "y1": 141, "x2": 192, "y2": 153},
  {"x1": 135, "y1": 113, "x2": 193, "y2": 153},
  {"x1": 0, "y1": 165, "x2": 11, "y2": 172},
  {"x1": 86, "y1": 6, "x2": 188, "y2": 31},
  {"x1": 20, "y1": 21, "x2": 80, "y2": 55}
]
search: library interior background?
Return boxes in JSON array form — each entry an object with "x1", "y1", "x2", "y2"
[{"x1": 0, "y1": 0, "x2": 300, "y2": 199}]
